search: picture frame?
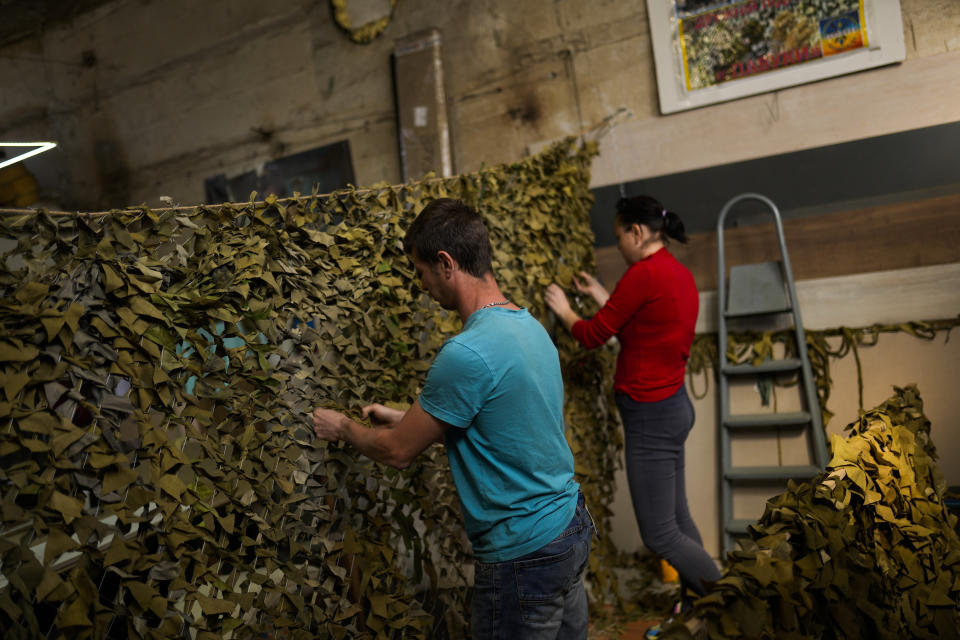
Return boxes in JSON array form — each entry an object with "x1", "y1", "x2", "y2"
[{"x1": 646, "y1": 0, "x2": 906, "y2": 114}]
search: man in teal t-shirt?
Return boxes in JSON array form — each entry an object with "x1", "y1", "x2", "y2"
[
  {"x1": 419, "y1": 300, "x2": 578, "y2": 562},
  {"x1": 313, "y1": 198, "x2": 594, "y2": 639}
]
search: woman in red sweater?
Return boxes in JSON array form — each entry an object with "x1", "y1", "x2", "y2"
[{"x1": 545, "y1": 195, "x2": 720, "y2": 631}]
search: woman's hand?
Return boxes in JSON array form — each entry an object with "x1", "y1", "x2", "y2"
[
  {"x1": 572, "y1": 271, "x2": 609, "y2": 306},
  {"x1": 545, "y1": 283, "x2": 582, "y2": 332},
  {"x1": 545, "y1": 283, "x2": 572, "y2": 316}
]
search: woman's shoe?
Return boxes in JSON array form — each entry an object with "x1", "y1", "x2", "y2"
[
  {"x1": 644, "y1": 600, "x2": 689, "y2": 639},
  {"x1": 644, "y1": 622, "x2": 665, "y2": 639}
]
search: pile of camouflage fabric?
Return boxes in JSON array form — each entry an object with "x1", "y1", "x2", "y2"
[{"x1": 666, "y1": 385, "x2": 960, "y2": 639}]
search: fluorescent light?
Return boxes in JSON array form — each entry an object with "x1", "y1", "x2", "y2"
[{"x1": 0, "y1": 142, "x2": 58, "y2": 170}]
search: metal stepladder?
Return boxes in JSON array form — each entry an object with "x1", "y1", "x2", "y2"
[{"x1": 716, "y1": 193, "x2": 830, "y2": 556}]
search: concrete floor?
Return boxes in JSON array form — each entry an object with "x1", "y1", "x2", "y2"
[{"x1": 591, "y1": 617, "x2": 659, "y2": 639}]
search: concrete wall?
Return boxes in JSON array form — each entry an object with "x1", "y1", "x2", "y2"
[
  {"x1": 2, "y1": 0, "x2": 958, "y2": 560},
  {"x1": 3, "y1": 0, "x2": 959, "y2": 208}
]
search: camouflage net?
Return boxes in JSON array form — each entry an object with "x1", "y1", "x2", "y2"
[
  {"x1": 329, "y1": 0, "x2": 397, "y2": 44},
  {"x1": 0, "y1": 137, "x2": 625, "y2": 639},
  {"x1": 664, "y1": 385, "x2": 960, "y2": 639}
]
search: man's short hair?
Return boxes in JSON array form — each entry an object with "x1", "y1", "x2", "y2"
[{"x1": 403, "y1": 198, "x2": 493, "y2": 278}]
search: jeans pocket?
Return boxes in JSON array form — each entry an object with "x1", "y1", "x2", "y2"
[
  {"x1": 514, "y1": 544, "x2": 576, "y2": 624},
  {"x1": 473, "y1": 561, "x2": 496, "y2": 603},
  {"x1": 471, "y1": 561, "x2": 497, "y2": 638}
]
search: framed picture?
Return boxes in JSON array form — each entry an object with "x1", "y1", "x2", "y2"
[{"x1": 646, "y1": 0, "x2": 906, "y2": 114}]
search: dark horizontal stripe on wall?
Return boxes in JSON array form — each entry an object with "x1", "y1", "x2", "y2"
[
  {"x1": 594, "y1": 193, "x2": 960, "y2": 292},
  {"x1": 589, "y1": 119, "x2": 960, "y2": 247}
]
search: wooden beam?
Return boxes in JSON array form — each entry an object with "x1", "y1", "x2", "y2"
[{"x1": 595, "y1": 193, "x2": 960, "y2": 292}]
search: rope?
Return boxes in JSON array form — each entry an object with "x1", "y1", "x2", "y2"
[
  {"x1": 589, "y1": 106, "x2": 632, "y2": 199},
  {"x1": 689, "y1": 316, "x2": 960, "y2": 430}
]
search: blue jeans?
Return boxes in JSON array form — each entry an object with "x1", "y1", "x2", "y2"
[{"x1": 471, "y1": 492, "x2": 595, "y2": 640}]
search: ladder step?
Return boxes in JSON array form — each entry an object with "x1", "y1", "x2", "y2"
[
  {"x1": 724, "y1": 411, "x2": 812, "y2": 429},
  {"x1": 725, "y1": 519, "x2": 754, "y2": 535},
  {"x1": 722, "y1": 358, "x2": 802, "y2": 376},
  {"x1": 724, "y1": 306, "x2": 792, "y2": 319},
  {"x1": 726, "y1": 261, "x2": 789, "y2": 316},
  {"x1": 725, "y1": 465, "x2": 821, "y2": 482}
]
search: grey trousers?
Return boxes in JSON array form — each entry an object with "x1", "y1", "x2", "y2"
[{"x1": 616, "y1": 384, "x2": 722, "y2": 595}]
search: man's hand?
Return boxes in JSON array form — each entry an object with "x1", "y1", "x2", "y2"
[
  {"x1": 312, "y1": 407, "x2": 348, "y2": 442},
  {"x1": 361, "y1": 403, "x2": 405, "y2": 427},
  {"x1": 310, "y1": 400, "x2": 447, "y2": 469}
]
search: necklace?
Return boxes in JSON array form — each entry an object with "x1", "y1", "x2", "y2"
[{"x1": 478, "y1": 300, "x2": 510, "y2": 311}]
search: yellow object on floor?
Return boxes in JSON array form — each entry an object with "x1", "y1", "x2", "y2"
[{"x1": 660, "y1": 558, "x2": 679, "y2": 582}]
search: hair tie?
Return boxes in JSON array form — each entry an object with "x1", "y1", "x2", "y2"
[{"x1": 661, "y1": 209, "x2": 667, "y2": 218}]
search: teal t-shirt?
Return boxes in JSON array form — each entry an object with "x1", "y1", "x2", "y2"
[{"x1": 418, "y1": 306, "x2": 580, "y2": 562}]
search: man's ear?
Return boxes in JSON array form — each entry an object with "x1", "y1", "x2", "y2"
[{"x1": 436, "y1": 250, "x2": 456, "y2": 277}]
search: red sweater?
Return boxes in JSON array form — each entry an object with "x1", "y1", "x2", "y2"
[{"x1": 571, "y1": 248, "x2": 698, "y2": 402}]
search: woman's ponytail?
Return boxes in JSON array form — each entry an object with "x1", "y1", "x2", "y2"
[
  {"x1": 662, "y1": 210, "x2": 688, "y2": 244},
  {"x1": 616, "y1": 196, "x2": 688, "y2": 245}
]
